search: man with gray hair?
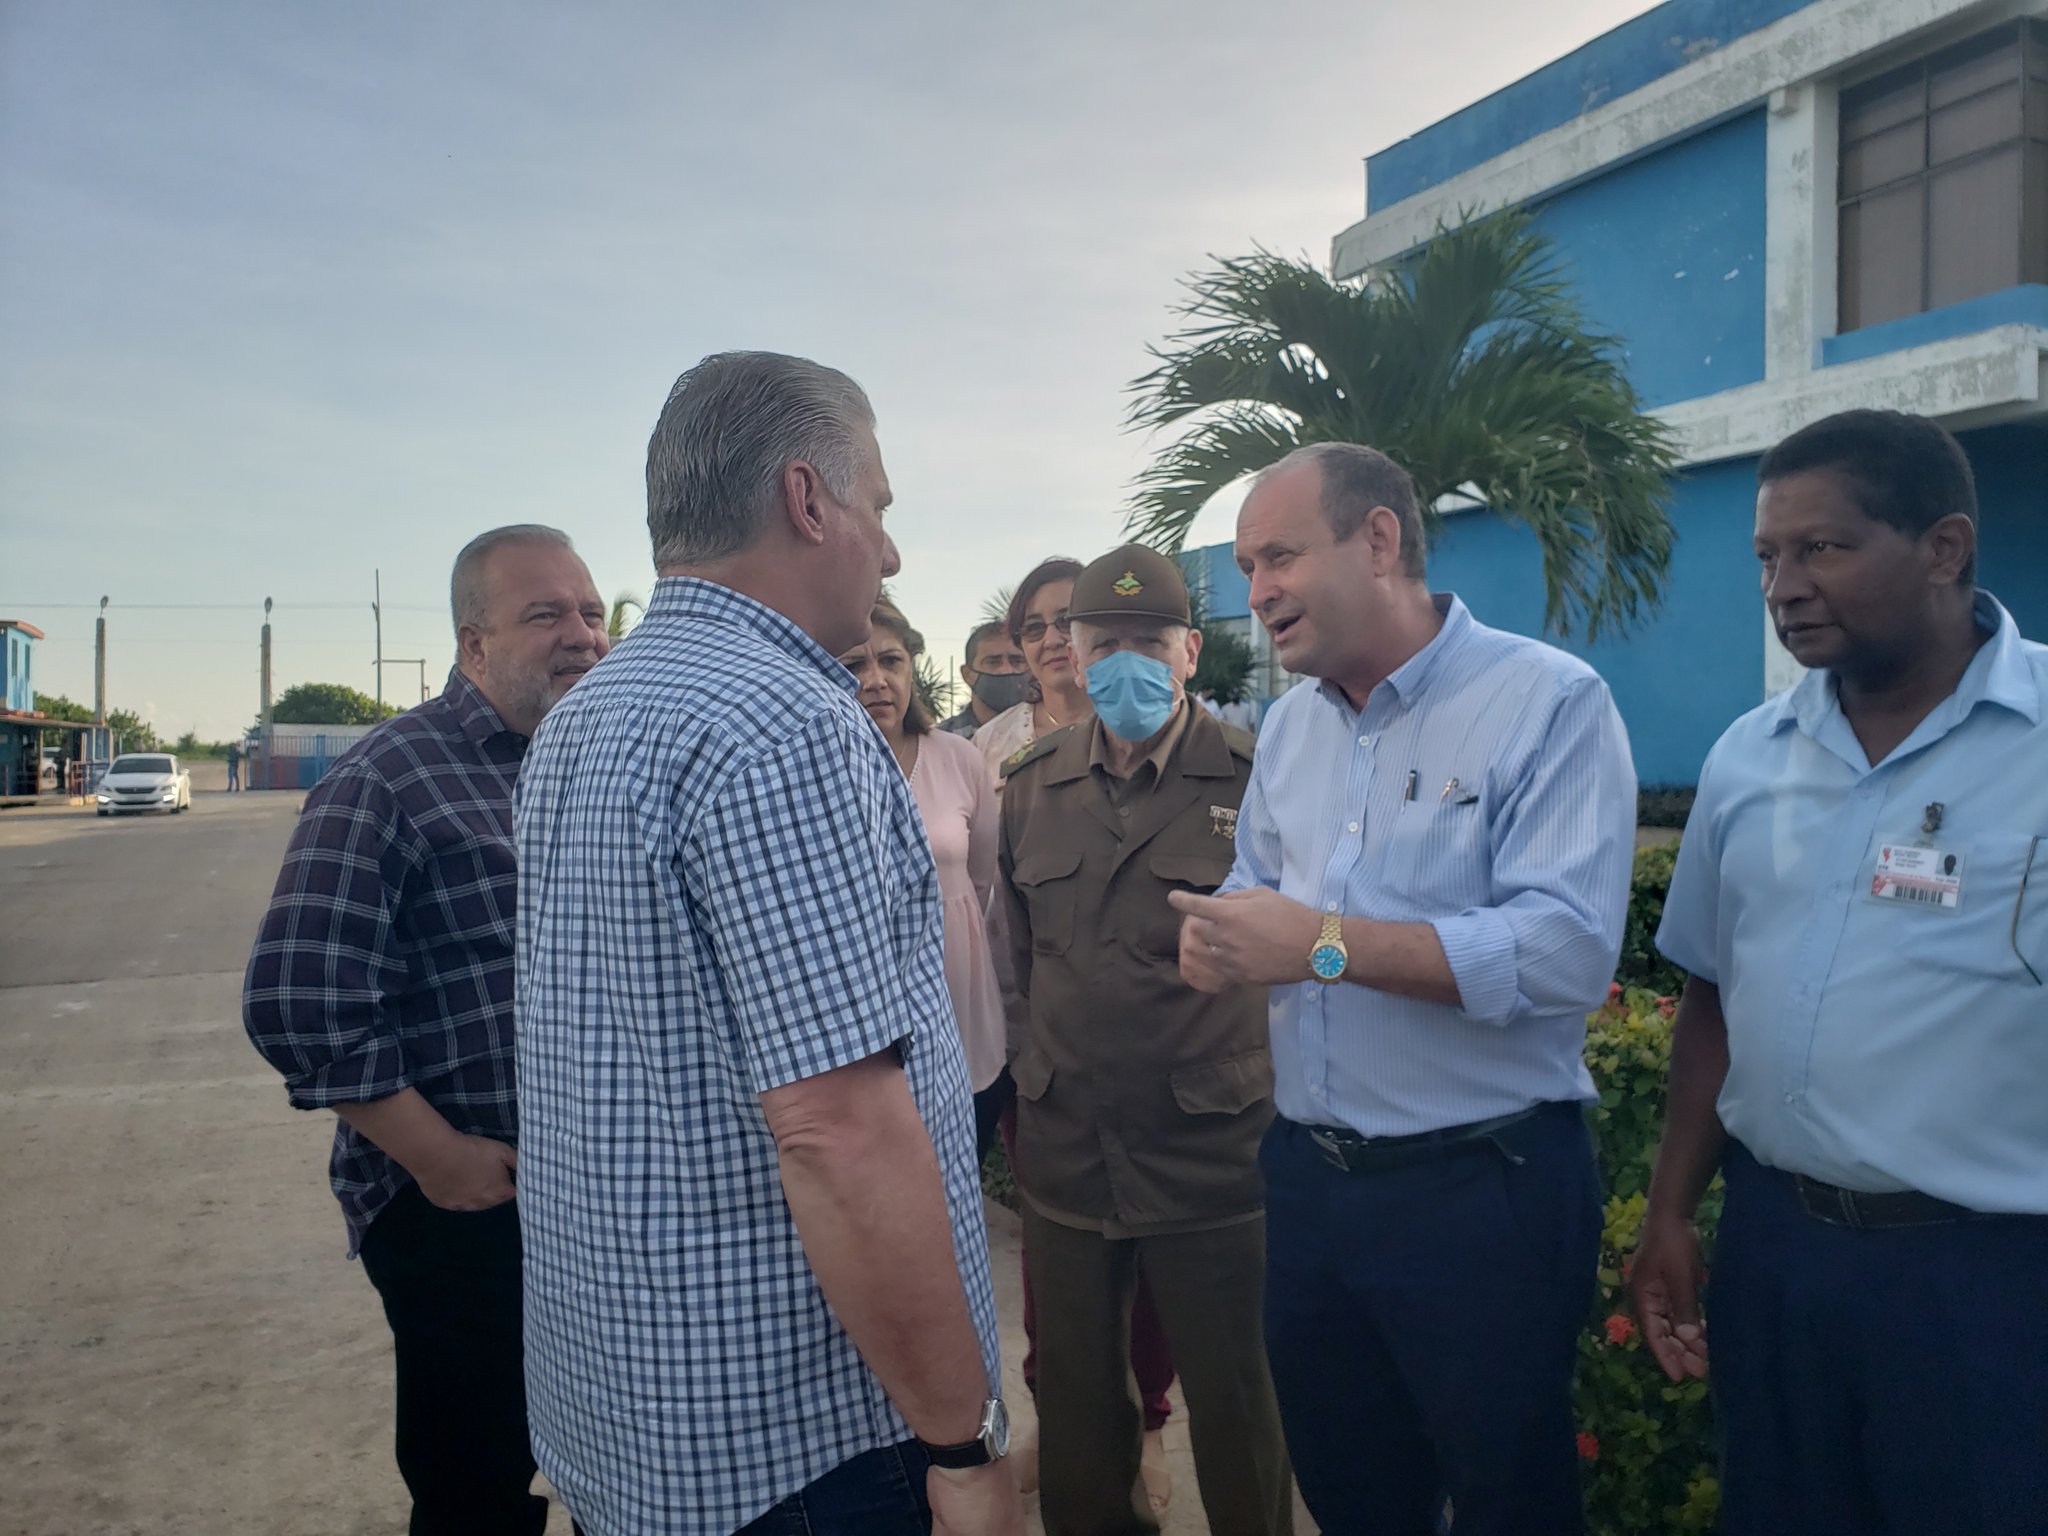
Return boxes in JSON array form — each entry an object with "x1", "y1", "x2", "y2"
[
  {"x1": 245, "y1": 525, "x2": 608, "y2": 1534},
  {"x1": 516, "y1": 352, "x2": 1018, "y2": 1536}
]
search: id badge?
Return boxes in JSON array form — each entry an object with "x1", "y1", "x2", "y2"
[{"x1": 1870, "y1": 843, "x2": 1965, "y2": 910}]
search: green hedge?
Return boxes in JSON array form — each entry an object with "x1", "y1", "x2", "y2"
[{"x1": 980, "y1": 846, "x2": 1715, "y2": 1532}]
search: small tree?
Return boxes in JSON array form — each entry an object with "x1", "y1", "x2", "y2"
[
  {"x1": 271, "y1": 682, "x2": 398, "y2": 726},
  {"x1": 1126, "y1": 210, "x2": 1680, "y2": 640}
]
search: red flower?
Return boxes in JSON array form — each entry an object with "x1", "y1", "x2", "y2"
[
  {"x1": 1577, "y1": 1433, "x2": 1600, "y2": 1461},
  {"x1": 1606, "y1": 981, "x2": 1624, "y2": 1003},
  {"x1": 1604, "y1": 1313, "x2": 1636, "y2": 1346},
  {"x1": 1656, "y1": 996, "x2": 1677, "y2": 1018}
]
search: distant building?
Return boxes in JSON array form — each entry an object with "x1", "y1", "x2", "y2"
[
  {"x1": 1197, "y1": 0, "x2": 2047, "y2": 786},
  {"x1": 0, "y1": 620, "x2": 108, "y2": 799}
]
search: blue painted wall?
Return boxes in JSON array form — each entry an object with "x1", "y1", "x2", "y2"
[
  {"x1": 1424, "y1": 458, "x2": 1766, "y2": 785},
  {"x1": 1367, "y1": 0, "x2": 1820, "y2": 209},
  {"x1": 1963, "y1": 422, "x2": 2048, "y2": 643},
  {"x1": 1822, "y1": 286, "x2": 2048, "y2": 368},
  {"x1": 1529, "y1": 110, "x2": 1768, "y2": 409},
  {"x1": 2, "y1": 629, "x2": 34, "y2": 714}
]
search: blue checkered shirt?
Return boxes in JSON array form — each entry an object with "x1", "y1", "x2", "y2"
[
  {"x1": 514, "y1": 577, "x2": 1000, "y2": 1536},
  {"x1": 242, "y1": 668, "x2": 527, "y2": 1256}
]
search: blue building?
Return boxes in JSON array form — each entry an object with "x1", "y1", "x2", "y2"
[{"x1": 1192, "y1": 0, "x2": 2047, "y2": 785}]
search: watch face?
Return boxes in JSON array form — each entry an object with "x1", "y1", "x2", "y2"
[
  {"x1": 986, "y1": 1397, "x2": 1010, "y2": 1458},
  {"x1": 1310, "y1": 944, "x2": 1346, "y2": 981}
]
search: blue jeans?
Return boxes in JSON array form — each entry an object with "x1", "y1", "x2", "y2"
[
  {"x1": 735, "y1": 1442, "x2": 932, "y2": 1536},
  {"x1": 1261, "y1": 1106, "x2": 1600, "y2": 1536}
]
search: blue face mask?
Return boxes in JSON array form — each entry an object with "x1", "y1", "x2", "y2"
[{"x1": 1085, "y1": 649, "x2": 1179, "y2": 741}]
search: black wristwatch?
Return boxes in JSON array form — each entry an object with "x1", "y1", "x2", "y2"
[{"x1": 920, "y1": 1397, "x2": 1010, "y2": 1469}]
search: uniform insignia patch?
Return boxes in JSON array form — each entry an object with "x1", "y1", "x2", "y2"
[
  {"x1": 1209, "y1": 805, "x2": 1238, "y2": 838},
  {"x1": 1112, "y1": 571, "x2": 1143, "y2": 597}
]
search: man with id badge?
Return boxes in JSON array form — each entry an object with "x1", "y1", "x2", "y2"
[{"x1": 1631, "y1": 409, "x2": 2048, "y2": 1535}]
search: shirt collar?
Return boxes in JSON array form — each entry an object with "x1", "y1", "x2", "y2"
[
  {"x1": 1087, "y1": 696, "x2": 1192, "y2": 781},
  {"x1": 443, "y1": 667, "x2": 521, "y2": 747},
  {"x1": 1766, "y1": 589, "x2": 2040, "y2": 740},
  {"x1": 1316, "y1": 592, "x2": 1471, "y2": 712},
  {"x1": 646, "y1": 576, "x2": 858, "y2": 693}
]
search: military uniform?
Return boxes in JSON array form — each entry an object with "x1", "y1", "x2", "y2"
[{"x1": 997, "y1": 545, "x2": 1291, "y2": 1536}]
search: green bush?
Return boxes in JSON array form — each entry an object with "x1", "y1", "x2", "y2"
[
  {"x1": 1637, "y1": 786, "x2": 1696, "y2": 829},
  {"x1": 1578, "y1": 981, "x2": 1722, "y2": 1534},
  {"x1": 1617, "y1": 842, "x2": 1686, "y2": 998}
]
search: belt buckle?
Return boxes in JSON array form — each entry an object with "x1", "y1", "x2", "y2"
[{"x1": 1308, "y1": 1127, "x2": 1354, "y2": 1172}]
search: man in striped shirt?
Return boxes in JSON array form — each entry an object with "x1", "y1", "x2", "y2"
[{"x1": 1172, "y1": 443, "x2": 1636, "y2": 1536}]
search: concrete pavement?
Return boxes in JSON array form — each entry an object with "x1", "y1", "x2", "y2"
[{"x1": 0, "y1": 784, "x2": 1298, "y2": 1536}]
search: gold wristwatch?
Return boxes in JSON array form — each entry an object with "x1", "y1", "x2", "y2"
[{"x1": 1309, "y1": 912, "x2": 1348, "y2": 983}]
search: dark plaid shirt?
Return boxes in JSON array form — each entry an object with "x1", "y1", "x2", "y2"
[{"x1": 244, "y1": 668, "x2": 527, "y2": 1254}]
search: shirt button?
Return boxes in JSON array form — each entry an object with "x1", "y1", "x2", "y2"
[
  {"x1": 1117, "y1": 806, "x2": 1131, "y2": 818},
  {"x1": 1347, "y1": 822, "x2": 1359, "y2": 833},
  {"x1": 1326, "y1": 902, "x2": 1339, "y2": 913},
  {"x1": 1358, "y1": 736, "x2": 1370, "y2": 747},
  {"x1": 1783, "y1": 1093, "x2": 1797, "y2": 1104}
]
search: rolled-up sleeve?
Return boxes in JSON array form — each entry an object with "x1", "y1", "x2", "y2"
[
  {"x1": 1432, "y1": 675, "x2": 1637, "y2": 1027},
  {"x1": 243, "y1": 764, "x2": 419, "y2": 1110},
  {"x1": 683, "y1": 711, "x2": 918, "y2": 1094}
]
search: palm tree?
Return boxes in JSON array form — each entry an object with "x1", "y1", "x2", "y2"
[
  {"x1": 607, "y1": 593, "x2": 644, "y2": 641},
  {"x1": 1125, "y1": 210, "x2": 1680, "y2": 640}
]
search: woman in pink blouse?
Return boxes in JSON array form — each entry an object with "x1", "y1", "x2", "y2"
[{"x1": 840, "y1": 599, "x2": 1010, "y2": 1155}]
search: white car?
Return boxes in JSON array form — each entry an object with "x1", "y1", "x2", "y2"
[{"x1": 96, "y1": 753, "x2": 193, "y2": 816}]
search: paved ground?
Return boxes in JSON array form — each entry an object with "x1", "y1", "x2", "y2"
[{"x1": 0, "y1": 786, "x2": 1284, "y2": 1535}]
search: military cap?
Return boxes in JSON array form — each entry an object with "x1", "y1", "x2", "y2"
[{"x1": 1068, "y1": 544, "x2": 1191, "y2": 626}]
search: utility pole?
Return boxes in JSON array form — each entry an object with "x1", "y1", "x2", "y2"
[
  {"x1": 259, "y1": 598, "x2": 273, "y2": 794},
  {"x1": 94, "y1": 595, "x2": 108, "y2": 723},
  {"x1": 373, "y1": 568, "x2": 384, "y2": 715},
  {"x1": 385, "y1": 658, "x2": 430, "y2": 705}
]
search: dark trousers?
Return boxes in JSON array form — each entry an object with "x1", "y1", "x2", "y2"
[
  {"x1": 1000, "y1": 1103, "x2": 1177, "y2": 1433},
  {"x1": 1713, "y1": 1143, "x2": 2048, "y2": 1536},
  {"x1": 1024, "y1": 1206, "x2": 1293, "y2": 1536},
  {"x1": 735, "y1": 1440, "x2": 932, "y2": 1536},
  {"x1": 357, "y1": 1182, "x2": 549, "y2": 1536},
  {"x1": 226, "y1": 758, "x2": 240, "y2": 789},
  {"x1": 1262, "y1": 1106, "x2": 1600, "y2": 1536}
]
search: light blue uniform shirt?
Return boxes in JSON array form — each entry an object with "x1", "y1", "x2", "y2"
[
  {"x1": 1224, "y1": 595, "x2": 1637, "y2": 1136},
  {"x1": 1658, "y1": 592, "x2": 2048, "y2": 1214}
]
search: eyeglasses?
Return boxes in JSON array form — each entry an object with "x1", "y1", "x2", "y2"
[{"x1": 1017, "y1": 613, "x2": 1072, "y2": 645}]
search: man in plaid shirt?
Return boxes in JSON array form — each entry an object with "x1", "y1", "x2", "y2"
[
  {"x1": 516, "y1": 353, "x2": 1018, "y2": 1536},
  {"x1": 244, "y1": 524, "x2": 608, "y2": 1536}
]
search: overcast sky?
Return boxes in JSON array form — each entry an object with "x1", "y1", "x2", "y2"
[{"x1": 1, "y1": 0, "x2": 1656, "y2": 740}]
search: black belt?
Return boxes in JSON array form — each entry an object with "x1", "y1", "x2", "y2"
[
  {"x1": 1298, "y1": 1103, "x2": 1569, "y2": 1174},
  {"x1": 1787, "y1": 1172, "x2": 1995, "y2": 1231}
]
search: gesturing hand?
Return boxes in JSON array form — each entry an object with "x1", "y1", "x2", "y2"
[{"x1": 1168, "y1": 887, "x2": 1322, "y2": 991}]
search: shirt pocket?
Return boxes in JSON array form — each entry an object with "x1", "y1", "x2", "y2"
[
  {"x1": 1141, "y1": 851, "x2": 1236, "y2": 956},
  {"x1": 1168, "y1": 1047, "x2": 1274, "y2": 1116},
  {"x1": 1011, "y1": 847, "x2": 1083, "y2": 957},
  {"x1": 1952, "y1": 831, "x2": 2048, "y2": 985},
  {"x1": 1381, "y1": 799, "x2": 1491, "y2": 914}
]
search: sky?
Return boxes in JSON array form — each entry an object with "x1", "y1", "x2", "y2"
[{"x1": 0, "y1": 0, "x2": 1658, "y2": 740}]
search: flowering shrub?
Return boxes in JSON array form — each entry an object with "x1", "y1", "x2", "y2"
[{"x1": 1577, "y1": 976, "x2": 1722, "y2": 1535}]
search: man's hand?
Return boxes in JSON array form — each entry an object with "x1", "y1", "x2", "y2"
[
  {"x1": 1168, "y1": 888, "x2": 1320, "y2": 989},
  {"x1": 1628, "y1": 1209, "x2": 1709, "y2": 1382},
  {"x1": 413, "y1": 1133, "x2": 519, "y2": 1211},
  {"x1": 928, "y1": 1463, "x2": 1025, "y2": 1536}
]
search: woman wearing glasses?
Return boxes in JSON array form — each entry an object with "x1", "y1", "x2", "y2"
[{"x1": 974, "y1": 557, "x2": 1092, "y2": 785}]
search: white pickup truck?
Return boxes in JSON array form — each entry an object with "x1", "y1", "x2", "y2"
[{"x1": 95, "y1": 753, "x2": 193, "y2": 816}]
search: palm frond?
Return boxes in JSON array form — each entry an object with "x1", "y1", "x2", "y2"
[
  {"x1": 607, "y1": 593, "x2": 645, "y2": 640},
  {"x1": 1123, "y1": 209, "x2": 1681, "y2": 638}
]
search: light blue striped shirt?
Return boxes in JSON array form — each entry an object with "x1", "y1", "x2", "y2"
[
  {"x1": 1657, "y1": 592, "x2": 2048, "y2": 1213},
  {"x1": 1223, "y1": 595, "x2": 1636, "y2": 1135}
]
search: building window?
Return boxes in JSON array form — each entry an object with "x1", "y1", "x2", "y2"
[{"x1": 1838, "y1": 19, "x2": 2048, "y2": 332}]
